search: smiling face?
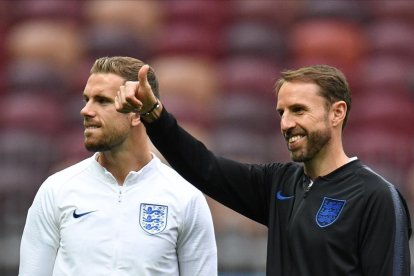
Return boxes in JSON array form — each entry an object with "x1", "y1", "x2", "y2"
[
  {"x1": 276, "y1": 81, "x2": 333, "y2": 162},
  {"x1": 80, "y1": 73, "x2": 133, "y2": 152}
]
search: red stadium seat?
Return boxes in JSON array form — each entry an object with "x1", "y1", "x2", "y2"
[
  {"x1": 222, "y1": 21, "x2": 286, "y2": 62},
  {"x1": 0, "y1": 93, "x2": 64, "y2": 135},
  {"x1": 218, "y1": 56, "x2": 281, "y2": 98}
]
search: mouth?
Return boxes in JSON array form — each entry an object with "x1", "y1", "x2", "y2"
[
  {"x1": 84, "y1": 125, "x2": 100, "y2": 129},
  {"x1": 84, "y1": 121, "x2": 101, "y2": 129},
  {"x1": 83, "y1": 123, "x2": 101, "y2": 134},
  {"x1": 286, "y1": 134, "x2": 305, "y2": 150},
  {"x1": 288, "y1": 135, "x2": 304, "y2": 143}
]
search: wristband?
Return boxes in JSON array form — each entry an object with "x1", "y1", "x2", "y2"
[{"x1": 139, "y1": 100, "x2": 160, "y2": 117}]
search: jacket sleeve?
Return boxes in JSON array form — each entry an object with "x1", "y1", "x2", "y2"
[
  {"x1": 177, "y1": 191, "x2": 218, "y2": 276},
  {"x1": 359, "y1": 183, "x2": 411, "y2": 276},
  {"x1": 144, "y1": 107, "x2": 273, "y2": 225},
  {"x1": 19, "y1": 180, "x2": 59, "y2": 276}
]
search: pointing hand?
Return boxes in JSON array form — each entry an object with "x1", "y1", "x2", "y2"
[{"x1": 115, "y1": 65, "x2": 158, "y2": 115}]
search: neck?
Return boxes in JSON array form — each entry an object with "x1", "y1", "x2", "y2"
[
  {"x1": 303, "y1": 140, "x2": 349, "y2": 180},
  {"x1": 98, "y1": 150, "x2": 152, "y2": 185},
  {"x1": 97, "y1": 129, "x2": 152, "y2": 185}
]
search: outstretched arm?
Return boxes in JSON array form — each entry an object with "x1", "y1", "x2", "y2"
[{"x1": 115, "y1": 64, "x2": 272, "y2": 225}]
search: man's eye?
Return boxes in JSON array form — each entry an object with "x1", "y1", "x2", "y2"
[
  {"x1": 276, "y1": 109, "x2": 283, "y2": 117},
  {"x1": 293, "y1": 108, "x2": 304, "y2": 114},
  {"x1": 97, "y1": 98, "x2": 111, "y2": 104}
]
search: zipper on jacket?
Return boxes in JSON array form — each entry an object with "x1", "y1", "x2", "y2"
[
  {"x1": 118, "y1": 188, "x2": 123, "y2": 203},
  {"x1": 303, "y1": 180, "x2": 314, "y2": 198}
]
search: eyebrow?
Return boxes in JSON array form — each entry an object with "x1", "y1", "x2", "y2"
[{"x1": 95, "y1": 94, "x2": 114, "y2": 101}]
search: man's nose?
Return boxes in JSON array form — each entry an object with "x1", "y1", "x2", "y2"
[
  {"x1": 80, "y1": 102, "x2": 95, "y2": 117},
  {"x1": 280, "y1": 113, "x2": 295, "y2": 132}
]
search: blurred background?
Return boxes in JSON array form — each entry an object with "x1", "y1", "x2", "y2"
[{"x1": 0, "y1": 1, "x2": 414, "y2": 275}]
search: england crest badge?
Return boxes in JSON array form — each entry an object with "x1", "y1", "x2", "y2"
[
  {"x1": 316, "y1": 197, "x2": 346, "y2": 228},
  {"x1": 140, "y1": 203, "x2": 168, "y2": 235}
]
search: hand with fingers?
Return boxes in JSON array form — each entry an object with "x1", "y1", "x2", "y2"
[{"x1": 115, "y1": 64, "x2": 161, "y2": 120}]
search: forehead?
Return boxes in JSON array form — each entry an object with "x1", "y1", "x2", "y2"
[
  {"x1": 84, "y1": 73, "x2": 125, "y2": 96},
  {"x1": 276, "y1": 81, "x2": 325, "y2": 107}
]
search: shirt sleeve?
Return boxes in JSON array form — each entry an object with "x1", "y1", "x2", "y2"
[
  {"x1": 177, "y1": 191, "x2": 218, "y2": 276},
  {"x1": 19, "y1": 180, "x2": 60, "y2": 276}
]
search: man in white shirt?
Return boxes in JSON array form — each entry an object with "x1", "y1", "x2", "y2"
[{"x1": 19, "y1": 56, "x2": 218, "y2": 276}]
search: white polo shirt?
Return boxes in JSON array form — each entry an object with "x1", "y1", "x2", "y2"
[{"x1": 19, "y1": 153, "x2": 217, "y2": 276}]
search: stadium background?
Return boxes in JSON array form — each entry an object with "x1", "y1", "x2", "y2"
[{"x1": 0, "y1": 1, "x2": 413, "y2": 275}]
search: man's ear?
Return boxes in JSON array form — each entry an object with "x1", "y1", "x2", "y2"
[
  {"x1": 130, "y1": 113, "x2": 142, "y2": 127},
  {"x1": 331, "y1": 101, "x2": 347, "y2": 127}
]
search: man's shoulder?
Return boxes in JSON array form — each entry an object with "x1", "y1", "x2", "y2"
[
  {"x1": 43, "y1": 156, "x2": 94, "y2": 188},
  {"x1": 347, "y1": 161, "x2": 399, "y2": 196},
  {"x1": 264, "y1": 161, "x2": 304, "y2": 180},
  {"x1": 153, "y1": 160, "x2": 205, "y2": 197}
]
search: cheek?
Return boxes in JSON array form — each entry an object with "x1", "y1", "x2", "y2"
[
  {"x1": 106, "y1": 115, "x2": 131, "y2": 131},
  {"x1": 115, "y1": 118, "x2": 132, "y2": 131},
  {"x1": 311, "y1": 110, "x2": 330, "y2": 125}
]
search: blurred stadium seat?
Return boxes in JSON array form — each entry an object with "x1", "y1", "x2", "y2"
[
  {"x1": 5, "y1": 19, "x2": 84, "y2": 70},
  {"x1": 218, "y1": 56, "x2": 281, "y2": 98},
  {"x1": 9, "y1": 0, "x2": 82, "y2": 24},
  {"x1": 151, "y1": 56, "x2": 219, "y2": 106},
  {"x1": 365, "y1": 19, "x2": 414, "y2": 61},
  {"x1": 222, "y1": 21, "x2": 286, "y2": 63},
  {"x1": 82, "y1": 25, "x2": 150, "y2": 61},
  {"x1": 0, "y1": 93, "x2": 64, "y2": 135},
  {"x1": 4, "y1": 60, "x2": 70, "y2": 98},
  {"x1": 368, "y1": 1, "x2": 414, "y2": 23},
  {"x1": 289, "y1": 18, "x2": 368, "y2": 76},
  {"x1": 83, "y1": 0, "x2": 163, "y2": 42},
  {"x1": 152, "y1": 22, "x2": 223, "y2": 59},
  {"x1": 163, "y1": 0, "x2": 229, "y2": 29},
  {"x1": 214, "y1": 91, "x2": 276, "y2": 135}
]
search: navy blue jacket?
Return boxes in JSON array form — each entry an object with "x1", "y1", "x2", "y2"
[{"x1": 145, "y1": 108, "x2": 411, "y2": 276}]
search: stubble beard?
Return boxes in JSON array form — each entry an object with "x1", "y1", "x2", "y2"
[
  {"x1": 84, "y1": 132, "x2": 126, "y2": 152},
  {"x1": 290, "y1": 127, "x2": 331, "y2": 163},
  {"x1": 84, "y1": 141, "x2": 112, "y2": 152}
]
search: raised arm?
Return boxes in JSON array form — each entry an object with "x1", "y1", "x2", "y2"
[{"x1": 115, "y1": 65, "x2": 272, "y2": 225}]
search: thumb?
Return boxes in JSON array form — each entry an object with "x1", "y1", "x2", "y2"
[
  {"x1": 138, "y1": 64, "x2": 150, "y2": 93},
  {"x1": 137, "y1": 64, "x2": 158, "y2": 108}
]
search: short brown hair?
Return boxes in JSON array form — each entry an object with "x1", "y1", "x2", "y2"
[
  {"x1": 90, "y1": 56, "x2": 160, "y2": 99},
  {"x1": 275, "y1": 64, "x2": 351, "y2": 128}
]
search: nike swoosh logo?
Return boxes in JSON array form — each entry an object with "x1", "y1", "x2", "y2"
[
  {"x1": 276, "y1": 191, "x2": 294, "y2": 200},
  {"x1": 73, "y1": 209, "x2": 96, "y2": 218}
]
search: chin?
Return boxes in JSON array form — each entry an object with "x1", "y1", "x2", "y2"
[
  {"x1": 84, "y1": 143, "x2": 109, "y2": 152},
  {"x1": 290, "y1": 151, "x2": 312, "y2": 163}
]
